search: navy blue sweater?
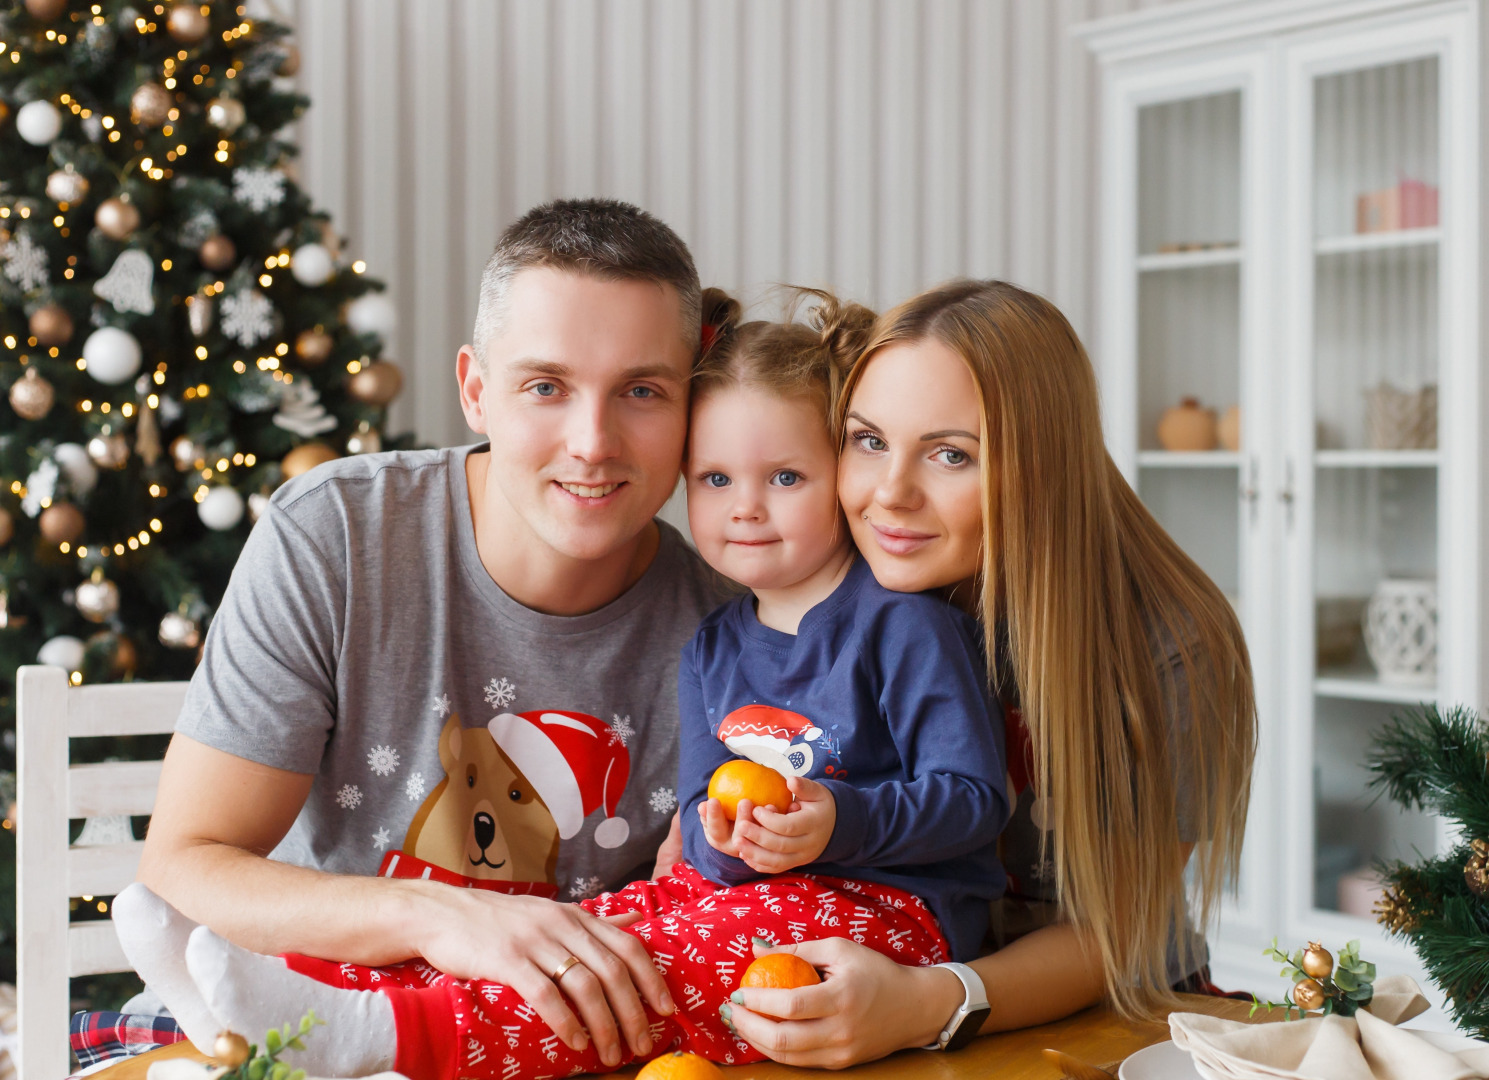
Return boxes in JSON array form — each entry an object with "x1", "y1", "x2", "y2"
[{"x1": 677, "y1": 555, "x2": 1008, "y2": 961}]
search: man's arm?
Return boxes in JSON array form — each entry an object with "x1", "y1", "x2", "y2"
[{"x1": 138, "y1": 734, "x2": 676, "y2": 1069}]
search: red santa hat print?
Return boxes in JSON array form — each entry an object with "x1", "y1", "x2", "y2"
[
  {"x1": 717, "y1": 703, "x2": 822, "y2": 777},
  {"x1": 487, "y1": 710, "x2": 631, "y2": 848}
]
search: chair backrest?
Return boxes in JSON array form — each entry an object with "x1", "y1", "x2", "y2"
[{"x1": 16, "y1": 664, "x2": 189, "y2": 1080}]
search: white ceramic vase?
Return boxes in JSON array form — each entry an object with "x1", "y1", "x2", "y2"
[{"x1": 1363, "y1": 578, "x2": 1437, "y2": 686}]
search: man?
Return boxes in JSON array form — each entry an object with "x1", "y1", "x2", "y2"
[{"x1": 136, "y1": 200, "x2": 736, "y2": 1070}]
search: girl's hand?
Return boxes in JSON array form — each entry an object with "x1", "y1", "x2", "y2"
[
  {"x1": 699, "y1": 796, "x2": 756, "y2": 857},
  {"x1": 723, "y1": 937, "x2": 961, "y2": 1068},
  {"x1": 739, "y1": 775, "x2": 836, "y2": 874}
]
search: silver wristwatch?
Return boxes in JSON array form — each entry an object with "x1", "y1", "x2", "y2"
[{"x1": 922, "y1": 961, "x2": 991, "y2": 1051}]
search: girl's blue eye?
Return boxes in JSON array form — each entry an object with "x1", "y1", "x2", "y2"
[
  {"x1": 772, "y1": 471, "x2": 802, "y2": 487},
  {"x1": 532, "y1": 382, "x2": 558, "y2": 397},
  {"x1": 703, "y1": 473, "x2": 730, "y2": 488}
]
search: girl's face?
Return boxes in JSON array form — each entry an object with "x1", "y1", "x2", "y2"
[
  {"x1": 687, "y1": 385, "x2": 847, "y2": 591},
  {"x1": 838, "y1": 338, "x2": 985, "y2": 593}
]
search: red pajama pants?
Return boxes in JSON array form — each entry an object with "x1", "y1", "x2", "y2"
[{"x1": 283, "y1": 862, "x2": 948, "y2": 1080}]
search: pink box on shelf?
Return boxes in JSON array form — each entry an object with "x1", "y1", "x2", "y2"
[
  {"x1": 1398, "y1": 178, "x2": 1439, "y2": 228},
  {"x1": 1355, "y1": 178, "x2": 1440, "y2": 233}
]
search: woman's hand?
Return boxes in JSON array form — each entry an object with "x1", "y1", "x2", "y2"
[
  {"x1": 650, "y1": 810, "x2": 684, "y2": 879},
  {"x1": 723, "y1": 937, "x2": 963, "y2": 1068}
]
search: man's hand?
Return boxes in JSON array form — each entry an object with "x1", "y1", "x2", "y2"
[
  {"x1": 699, "y1": 775, "x2": 836, "y2": 875},
  {"x1": 413, "y1": 886, "x2": 675, "y2": 1069}
]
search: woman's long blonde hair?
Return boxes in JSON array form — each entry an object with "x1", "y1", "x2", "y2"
[{"x1": 840, "y1": 280, "x2": 1256, "y2": 1017}]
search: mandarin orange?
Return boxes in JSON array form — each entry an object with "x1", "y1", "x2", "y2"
[
  {"x1": 635, "y1": 1050, "x2": 725, "y2": 1080},
  {"x1": 738, "y1": 952, "x2": 822, "y2": 1020},
  {"x1": 707, "y1": 759, "x2": 793, "y2": 821}
]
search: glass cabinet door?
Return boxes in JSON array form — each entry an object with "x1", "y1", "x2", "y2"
[{"x1": 1306, "y1": 55, "x2": 1441, "y2": 923}]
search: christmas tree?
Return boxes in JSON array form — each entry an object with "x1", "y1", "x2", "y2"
[
  {"x1": 0, "y1": 0, "x2": 412, "y2": 993},
  {"x1": 1368, "y1": 703, "x2": 1489, "y2": 1039}
]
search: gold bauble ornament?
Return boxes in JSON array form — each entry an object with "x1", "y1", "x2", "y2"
[
  {"x1": 214, "y1": 1031, "x2": 250, "y2": 1068},
  {"x1": 1291, "y1": 978, "x2": 1325, "y2": 1012},
  {"x1": 39, "y1": 502, "x2": 84, "y2": 544},
  {"x1": 24, "y1": 0, "x2": 68, "y2": 20},
  {"x1": 88, "y1": 631, "x2": 138, "y2": 678},
  {"x1": 0, "y1": 507, "x2": 13, "y2": 547},
  {"x1": 281, "y1": 442, "x2": 339, "y2": 479},
  {"x1": 95, "y1": 197, "x2": 141, "y2": 241},
  {"x1": 166, "y1": 2, "x2": 210, "y2": 43},
  {"x1": 1466, "y1": 838, "x2": 1489, "y2": 898},
  {"x1": 277, "y1": 44, "x2": 301, "y2": 77},
  {"x1": 87, "y1": 431, "x2": 130, "y2": 469},
  {"x1": 75, "y1": 570, "x2": 120, "y2": 624},
  {"x1": 198, "y1": 233, "x2": 237, "y2": 272},
  {"x1": 346, "y1": 360, "x2": 403, "y2": 407},
  {"x1": 130, "y1": 82, "x2": 173, "y2": 128},
  {"x1": 29, "y1": 303, "x2": 74, "y2": 346},
  {"x1": 45, "y1": 166, "x2": 89, "y2": 205},
  {"x1": 1300, "y1": 942, "x2": 1333, "y2": 980},
  {"x1": 170, "y1": 435, "x2": 203, "y2": 472},
  {"x1": 9, "y1": 367, "x2": 55, "y2": 420},
  {"x1": 346, "y1": 420, "x2": 381, "y2": 456},
  {"x1": 158, "y1": 611, "x2": 201, "y2": 650},
  {"x1": 206, "y1": 97, "x2": 246, "y2": 134},
  {"x1": 294, "y1": 328, "x2": 334, "y2": 365}
]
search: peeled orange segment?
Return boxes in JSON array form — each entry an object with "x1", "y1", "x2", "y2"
[
  {"x1": 635, "y1": 1050, "x2": 725, "y2": 1079},
  {"x1": 707, "y1": 759, "x2": 793, "y2": 820}
]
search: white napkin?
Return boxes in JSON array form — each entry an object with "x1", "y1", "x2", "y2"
[{"x1": 1168, "y1": 976, "x2": 1489, "y2": 1080}]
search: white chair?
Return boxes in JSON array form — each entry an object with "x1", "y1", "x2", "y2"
[{"x1": 16, "y1": 664, "x2": 189, "y2": 1080}]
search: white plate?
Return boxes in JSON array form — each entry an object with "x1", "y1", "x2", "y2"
[{"x1": 1118, "y1": 1041, "x2": 1200, "y2": 1080}]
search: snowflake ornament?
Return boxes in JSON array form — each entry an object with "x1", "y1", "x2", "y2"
[
  {"x1": 567, "y1": 876, "x2": 603, "y2": 900},
  {"x1": 372, "y1": 826, "x2": 391, "y2": 851},
  {"x1": 232, "y1": 166, "x2": 286, "y2": 211},
  {"x1": 484, "y1": 677, "x2": 516, "y2": 710},
  {"x1": 219, "y1": 289, "x2": 274, "y2": 346},
  {"x1": 335, "y1": 784, "x2": 363, "y2": 810},
  {"x1": 431, "y1": 693, "x2": 451, "y2": 717},
  {"x1": 20, "y1": 459, "x2": 59, "y2": 518},
  {"x1": 366, "y1": 744, "x2": 401, "y2": 777},
  {"x1": 649, "y1": 787, "x2": 677, "y2": 815},
  {"x1": 609, "y1": 714, "x2": 635, "y2": 747},
  {"x1": 404, "y1": 771, "x2": 426, "y2": 802},
  {"x1": 177, "y1": 208, "x2": 219, "y2": 248},
  {"x1": 2, "y1": 232, "x2": 49, "y2": 291}
]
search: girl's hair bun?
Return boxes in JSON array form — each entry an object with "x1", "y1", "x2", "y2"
[{"x1": 790, "y1": 288, "x2": 877, "y2": 373}]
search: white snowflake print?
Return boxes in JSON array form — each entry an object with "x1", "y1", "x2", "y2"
[
  {"x1": 335, "y1": 784, "x2": 363, "y2": 810},
  {"x1": 566, "y1": 876, "x2": 603, "y2": 900},
  {"x1": 649, "y1": 787, "x2": 677, "y2": 815},
  {"x1": 219, "y1": 289, "x2": 273, "y2": 346},
  {"x1": 483, "y1": 676, "x2": 516, "y2": 710},
  {"x1": 232, "y1": 166, "x2": 286, "y2": 211},
  {"x1": 1, "y1": 232, "x2": 49, "y2": 291},
  {"x1": 372, "y1": 826, "x2": 391, "y2": 851},
  {"x1": 608, "y1": 713, "x2": 635, "y2": 747},
  {"x1": 404, "y1": 771, "x2": 426, "y2": 802},
  {"x1": 366, "y1": 744, "x2": 401, "y2": 777},
  {"x1": 431, "y1": 693, "x2": 451, "y2": 717}
]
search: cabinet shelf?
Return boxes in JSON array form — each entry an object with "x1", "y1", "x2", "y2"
[
  {"x1": 1315, "y1": 667, "x2": 1438, "y2": 705},
  {"x1": 1136, "y1": 247, "x2": 1243, "y2": 272},
  {"x1": 1314, "y1": 228, "x2": 1440, "y2": 256},
  {"x1": 1314, "y1": 450, "x2": 1439, "y2": 468},
  {"x1": 1137, "y1": 451, "x2": 1242, "y2": 467}
]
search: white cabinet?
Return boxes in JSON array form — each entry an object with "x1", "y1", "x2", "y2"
[{"x1": 1078, "y1": 0, "x2": 1481, "y2": 1003}]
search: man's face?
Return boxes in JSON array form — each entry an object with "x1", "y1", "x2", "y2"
[{"x1": 459, "y1": 267, "x2": 693, "y2": 563}]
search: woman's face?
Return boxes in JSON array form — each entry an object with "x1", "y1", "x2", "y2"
[{"x1": 838, "y1": 338, "x2": 985, "y2": 593}]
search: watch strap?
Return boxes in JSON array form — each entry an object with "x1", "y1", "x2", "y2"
[{"x1": 922, "y1": 961, "x2": 991, "y2": 1051}]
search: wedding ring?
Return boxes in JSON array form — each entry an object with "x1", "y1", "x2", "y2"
[{"x1": 552, "y1": 954, "x2": 583, "y2": 981}]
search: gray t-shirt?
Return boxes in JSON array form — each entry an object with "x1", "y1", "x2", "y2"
[{"x1": 178, "y1": 444, "x2": 736, "y2": 901}]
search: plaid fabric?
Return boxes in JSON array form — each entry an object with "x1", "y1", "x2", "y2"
[{"x1": 69, "y1": 1010, "x2": 185, "y2": 1071}]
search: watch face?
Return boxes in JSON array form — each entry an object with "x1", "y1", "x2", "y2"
[{"x1": 945, "y1": 1004, "x2": 992, "y2": 1051}]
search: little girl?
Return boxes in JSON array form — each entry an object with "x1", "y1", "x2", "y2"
[{"x1": 113, "y1": 288, "x2": 1008, "y2": 1079}]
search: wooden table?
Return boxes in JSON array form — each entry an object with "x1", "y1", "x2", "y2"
[{"x1": 91, "y1": 994, "x2": 1265, "y2": 1079}]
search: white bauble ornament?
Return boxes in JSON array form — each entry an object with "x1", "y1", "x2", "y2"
[
  {"x1": 290, "y1": 243, "x2": 334, "y2": 286},
  {"x1": 45, "y1": 167, "x2": 89, "y2": 205},
  {"x1": 197, "y1": 486, "x2": 245, "y2": 531},
  {"x1": 16, "y1": 100, "x2": 63, "y2": 146},
  {"x1": 247, "y1": 492, "x2": 270, "y2": 522},
  {"x1": 38, "y1": 635, "x2": 86, "y2": 670},
  {"x1": 346, "y1": 292, "x2": 396, "y2": 339},
  {"x1": 82, "y1": 326, "x2": 143, "y2": 384},
  {"x1": 53, "y1": 442, "x2": 99, "y2": 495},
  {"x1": 158, "y1": 611, "x2": 201, "y2": 649}
]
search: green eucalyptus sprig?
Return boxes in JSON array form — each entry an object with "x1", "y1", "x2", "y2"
[
  {"x1": 1250, "y1": 938, "x2": 1377, "y2": 1019},
  {"x1": 211, "y1": 1011, "x2": 325, "y2": 1080}
]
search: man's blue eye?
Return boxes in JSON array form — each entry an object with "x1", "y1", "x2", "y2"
[
  {"x1": 629, "y1": 386, "x2": 655, "y2": 398},
  {"x1": 772, "y1": 471, "x2": 801, "y2": 487},
  {"x1": 532, "y1": 382, "x2": 557, "y2": 397},
  {"x1": 704, "y1": 473, "x2": 729, "y2": 488}
]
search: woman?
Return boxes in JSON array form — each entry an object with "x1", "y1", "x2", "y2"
[{"x1": 722, "y1": 280, "x2": 1257, "y2": 1067}]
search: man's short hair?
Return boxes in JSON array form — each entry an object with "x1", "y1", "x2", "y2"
[{"x1": 473, "y1": 198, "x2": 701, "y2": 364}]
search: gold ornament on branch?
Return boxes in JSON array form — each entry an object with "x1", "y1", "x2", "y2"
[
  {"x1": 1466, "y1": 838, "x2": 1489, "y2": 898},
  {"x1": 198, "y1": 234, "x2": 237, "y2": 272},
  {"x1": 1291, "y1": 978, "x2": 1325, "y2": 1012},
  {"x1": 95, "y1": 197, "x2": 141, "y2": 242},
  {"x1": 87, "y1": 431, "x2": 130, "y2": 470},
  {"x1": 276, "y1": 45, "x2": 301, "y2": 77},
  {"x1": 214, "y1": 1032, "x2": 250, "y2": 1069},
  {"x1": 24, "y1": 0, "x2": 68, "y2": 20},
  {"x1": 9, "y1": 367, "x2": 55, "y2": 420},
  {"x1": 186, "y1": 289, "x2": 215, "y2": 337},
  {"x1": 29, "y1": 303, "x2": 74, "y2": 346},
  {"x1": 1374, "y1": 884, "x2": 1420, "y2": 934},
  {"x1": 170, "y1": 435, "x2": 203, "y2": 472},
  {"x1": 39, "y1": 502, "x2": 84, "y2": 544},
  {"x1": 76, "y1": 570, "x2": 120, "y2": 624},
  {"x1": 135, "y1": 395, "x2": 162, "y2": 467},
  {"x1": 0, "y1": 507, "x2": 13, "y2": 547},
  {"x1": 45, "y1": 166, "x2": 89, "y2": 205},
  {"x1": 294, "y1": 328, "x2": 334, "y2": 365},
  {"x1": 88, "y1": 631, "x2": 138, "y2": 678},
  {"x1": 281, "y1": 443, "x2": 339, "y2": 480},
  {"x1": 158, "y1": 611, "x2": 201, "y2": 650},
  {"x1": 346, "y1": 420, "x2": 381, "y2": 456},
  {"x1": 166, "y1": 1, "x2": 210, "y2": 43},
  {"x1": 346, "y1": 360, "x2": 403, "y2": 406},
  {"x1": 206, "y1": 97, "x2": 246, "y2": 134},
  {"x1": 1300, "y1": 942, "x2": 1334, "y2": 980},
  {"x1": 130, "y1": 82, "x2": 173, "y2": 128}
]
